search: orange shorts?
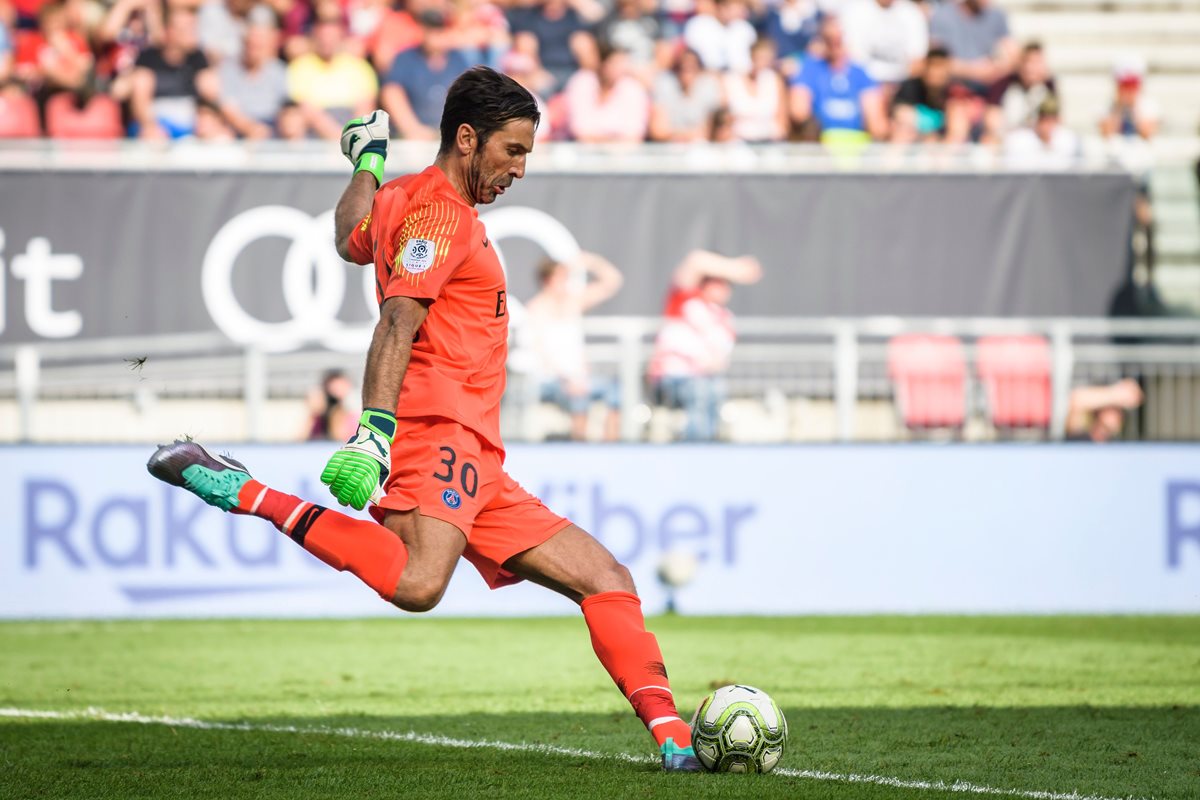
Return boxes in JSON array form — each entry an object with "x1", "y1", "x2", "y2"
[{"x1": 369, "y1": 416, "x2": 571, "y2": 589}]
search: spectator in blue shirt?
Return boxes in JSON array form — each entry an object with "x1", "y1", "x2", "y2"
[
  {"x1": 788, "y1": 15, "x2": 886, "y2": 141},
  {"x1": 381, "y1": 10, "x2": 473, "y2": 140}
]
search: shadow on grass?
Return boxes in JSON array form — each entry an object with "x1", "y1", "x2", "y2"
[{"x1": 1, "y1": 706, "x2": 1196, "y2": 800}]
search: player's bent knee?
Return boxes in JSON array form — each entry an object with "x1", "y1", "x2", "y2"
[
  {"x1": 596, "y1": 561, "x2": 636, "y2": 596},
  {"x1": 390, "y1": 579, "x2": 447, "y2": 613}
]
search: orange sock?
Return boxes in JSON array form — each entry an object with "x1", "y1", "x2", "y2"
[
  {"x1": 235, "y1": 480, "x2": 408, "y2": 602},
  {"x1": 581, "y1": 591, "x2": 692, "y2": 749}
]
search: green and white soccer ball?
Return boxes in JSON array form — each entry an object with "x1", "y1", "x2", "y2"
[{"x1": 690, "y1": 684, "x2": 787, "y2": 773}]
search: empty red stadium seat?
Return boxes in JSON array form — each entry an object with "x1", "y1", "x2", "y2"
[
  {"x1": 976, "y1": 335, "x2": 1052, "y2": 429},
  {"x1": 887, "y1": 334, "x2": 967, "y2": 429},
  {"x1": 45, "y1": 93, "x2": 123, "y2": 139},
  {"x1": 0, "y1": 89, "x2": 42, "y2": 138}
]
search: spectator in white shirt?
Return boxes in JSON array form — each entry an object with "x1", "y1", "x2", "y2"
[
  {"x1": 722, "y1": 37, "x2": 789, "y2": 142},
  {"x1": 524, "y1": 253, "x2": 625, "y2": 441},
  {"x1": 841, "y1": 0, "x2": 928, "y2": 86},
  {"x1": 683, "y1": 0, "x2": 757, "y2": 74},
  {"x1": 1004, "y1": 96, "x2": 1079, "y2": 170}
]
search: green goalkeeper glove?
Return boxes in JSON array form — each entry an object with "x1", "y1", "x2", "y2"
[
  {"x1": 320, "y1": 408, "x2": 396, "y2": 510},
  {"x1": 340, "y1": 109, "x2": 390, "y2": 186}
]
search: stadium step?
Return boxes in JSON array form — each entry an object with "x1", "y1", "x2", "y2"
[
  {"x1": 1010, "y1": 11, "x2": 1200, "y2": 38},
  {"x1": 1153, "y1": 265, "x2": 1200, "y2": 312},
  {"x1": 1002, "y1": 0, "x2": 1199, "y2": 10},
  {"x1": 1055, "y1": 74, "x2": 1200, "y2": 133}
]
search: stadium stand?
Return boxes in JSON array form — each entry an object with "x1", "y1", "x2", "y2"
[{"x1": 0, "y1": 0, "x2": 1197, "y2": 445}]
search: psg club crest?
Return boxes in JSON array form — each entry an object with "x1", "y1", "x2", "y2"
[{"x1": 442, "y1": 488, "x2": 462, "y2": 509}]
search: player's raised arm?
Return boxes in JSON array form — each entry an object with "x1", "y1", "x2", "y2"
[
  {"x1": 334, "y1": 110, "x2": 390, "y2": 263},
  {"x1": 320, "y1": 108, "x2": 408, "y2": 509}
]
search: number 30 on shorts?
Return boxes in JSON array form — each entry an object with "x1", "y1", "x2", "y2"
[{"x1": 433, "y1": 446, "x2": 478, "y2": 498}]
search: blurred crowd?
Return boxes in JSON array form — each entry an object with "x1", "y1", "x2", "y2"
[{"x1": 0, "y1": 0, "x2": 1161, "y2": 152}]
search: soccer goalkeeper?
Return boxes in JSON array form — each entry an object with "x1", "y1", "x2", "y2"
[{"x1": 148, "y1": 67, "x2": 701, "y2": 771}]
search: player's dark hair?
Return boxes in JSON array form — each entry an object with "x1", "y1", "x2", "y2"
[
  {"x1": 926, "y1": 46, "x2": 950, "y2": 61},
  {"x1": 439, "y1": 66, "x2": 540, "y2": 155}
]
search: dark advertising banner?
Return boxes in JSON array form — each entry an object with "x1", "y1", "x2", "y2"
[{"x1": 0, "y1": 169, "x2": 1135, "y2": 346}]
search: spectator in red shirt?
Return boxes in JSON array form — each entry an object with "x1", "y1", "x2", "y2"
[
  {"x1": 14, "y1": 0, "x2": 92, "y2": 97},
  {"x1": 362, "y1": 0, "x2": 424, "y2": 73},
  {"x1": 648, "y1": 250, "x2": 762, "y2": 441}
]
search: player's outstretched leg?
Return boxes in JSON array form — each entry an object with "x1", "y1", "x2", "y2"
[
  {"x1": 581, "y1": 591, "x2": 703, "y2": 772},
  {"x1": 147, "y1": 440, "x2": 408, "y2": 601},
  {"x1": 505, "y1": 526, "x2": 702, "y2": 771}
]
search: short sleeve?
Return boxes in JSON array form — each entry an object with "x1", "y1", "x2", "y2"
[
  {"x1": 855, "y1": 65, "x2": 878, "y2": 93},
  {"x1": 507, "y1": 6, "x2": 534, "y2": 34},
  {"x1": 382, "y1": 200, "x2": 472, "y2": 302},
  {"x1": 993, "y1": 9, "x2": 1010, "y2": 38},
  {"x1": 384, "y1": 48, "x2": 411, "y2": 87},
  {"x1": 928, "y1": 7, "x2": 951, "y2": 50},
  {"x1": 346, "y1": 210, "x2": 375, "y2": 265},
  {"x1": 791, "y1": 57, "x2": 814, "y2": 89},
  {"x1": 893, "y1": 78, "x2": 920, "y2": 107},
  {"x1": 134, "y1": 48, "x2": 157, "y2": 69}
]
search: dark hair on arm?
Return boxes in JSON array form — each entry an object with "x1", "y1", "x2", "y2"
[{"x1": 438, "y1": 66, "x2": 541, "y2": 155}]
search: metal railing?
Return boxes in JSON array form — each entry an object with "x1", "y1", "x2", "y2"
[
  {"x1": 2, "y1": 316, "x2": 1198, "y2": 443},
  {"x1": 0, "y1": 137, "x2": 1196, "y2": 174}
]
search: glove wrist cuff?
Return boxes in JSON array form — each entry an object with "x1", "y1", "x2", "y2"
[
  {"x1": 360, "y1": 408, "x2": 397, "y2": 443},
  {"x1": 355, "y1": 153, "x2": 385, "y2": 186}
]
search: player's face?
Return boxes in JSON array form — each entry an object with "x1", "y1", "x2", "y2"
[{"x1": 469, "y1": 118, "x2": 536, "y2": 205}]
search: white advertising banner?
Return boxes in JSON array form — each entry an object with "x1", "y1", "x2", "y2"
[{"x1": 2, "y1": 444, "x2": 1197, "y2": 617}]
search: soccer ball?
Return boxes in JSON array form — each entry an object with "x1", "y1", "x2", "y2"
[{"x1": 689, "y1": 684, "x2": 787, "y2": 773}]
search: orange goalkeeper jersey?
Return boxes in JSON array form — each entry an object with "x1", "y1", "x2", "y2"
[{"x1": 347, "y1": 165, "x2": 509, "y2": 451}]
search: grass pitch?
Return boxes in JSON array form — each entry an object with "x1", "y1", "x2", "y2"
[{"x1": 1, "y1": 616, "x2": 1197, "y2": 800}]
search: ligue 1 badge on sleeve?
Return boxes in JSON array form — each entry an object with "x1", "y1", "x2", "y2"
[{"x1": 401, "y1": 238, "x2": 436, "y2": 274}]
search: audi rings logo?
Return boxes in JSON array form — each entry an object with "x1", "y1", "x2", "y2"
[{"x1": 201, "y1": 204, "x2": 583, "y2": 352}]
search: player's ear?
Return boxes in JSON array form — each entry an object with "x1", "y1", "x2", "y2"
[{"x1": 456, "y1": 123, "x2": 477, "y2": 156}]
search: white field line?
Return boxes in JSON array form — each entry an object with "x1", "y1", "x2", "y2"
[{"x1": 0, "y1": 707, "x2": 1151, "y2": 800}]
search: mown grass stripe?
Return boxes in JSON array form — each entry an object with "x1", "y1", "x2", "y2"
[{"x1": 0, "y1": 707, "x2": 1151, "y2": 800}]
